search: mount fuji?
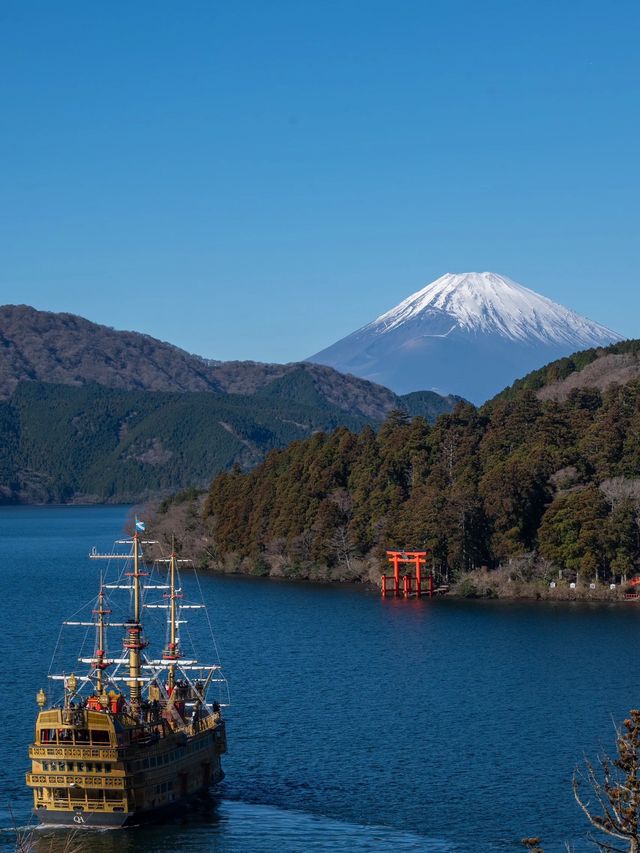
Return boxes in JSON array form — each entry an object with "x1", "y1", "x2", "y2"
[{"x1": 308, "y1": 272, "x2": 624, "y2": 404}]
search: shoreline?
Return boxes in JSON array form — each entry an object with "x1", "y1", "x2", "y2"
[
  {"x1": 4, "y1": 504, "x2": 635, "y2": 605},
  {"x1": 190, "y1": 563, "x2": 636, "y2": 604}
]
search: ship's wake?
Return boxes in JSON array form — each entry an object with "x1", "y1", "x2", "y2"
[{"x1": 2, "y1": 799, "x2": 456, "y2": 851}]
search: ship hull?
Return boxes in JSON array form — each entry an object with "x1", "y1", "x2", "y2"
[
  {"x1": 34, "y1": 771, "x2": 224, "y2": 828},
  {"x1": 34, "y1": 806, "x2": 131, "y2": 827}
]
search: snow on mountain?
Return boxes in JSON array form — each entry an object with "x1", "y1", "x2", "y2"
[{"x1": 308, "y1": 272, "x2": 624, "y2": 404}]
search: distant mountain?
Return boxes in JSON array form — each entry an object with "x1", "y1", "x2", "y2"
[
  {"x1": 308, "y1": 272, "x2": 623, "y2": 404},
  {"x1": 0, "y1": 303, "x2": 408, "y2": 420},
  {"x1": 0, "y1": 305, "x2": 462, "y2": 504}
]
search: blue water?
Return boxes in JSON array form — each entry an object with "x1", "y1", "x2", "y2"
[{"x1": 1, "y1": 506, "x2": 639, "y2": 851}]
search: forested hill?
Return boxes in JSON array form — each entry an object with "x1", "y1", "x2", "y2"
[
  {"x1": 489, "y1": 339, "x2": 640, "y2": 404},
  {"x1": 192, "y1": 348, "x2": 640, "y2": 585},
  {"x1": 0, "y1": 304, "x2": 430, "y2": 421},
  {"x1": 0, "y1": 377, "x2": 459, "y2": 504}
]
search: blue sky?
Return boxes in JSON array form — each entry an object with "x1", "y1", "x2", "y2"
[{"x1": 1, "y1": 1, "x2": 638, "y2": 362}]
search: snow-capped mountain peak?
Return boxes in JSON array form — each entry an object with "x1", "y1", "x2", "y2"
[
  {"x1": 308, "y1": 272, "x2": 624, "y2": 403},
  {"x1": 370, "y1": 272, "x2": 620, "y2": 347}
]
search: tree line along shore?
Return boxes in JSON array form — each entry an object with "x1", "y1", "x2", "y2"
[{"x1": 149, "y1": 369, "x2": 640, "y2": 600}]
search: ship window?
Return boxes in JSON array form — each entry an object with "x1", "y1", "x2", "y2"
[
  {"x1": 143, "y1": 759, "x2": 149, "y2": 769},
  {"x1": 105, "y1": 791, "x2": 122, "y2": 801},
  {"x1": 50, "y1": 762, "x2": 58, "y2": 772},
  {"x1": 58, "y1": 762, "x2": 66, "y2": 771},
  {"x1": 40, "y1": 729, "x2": 56, "y2": 744},
  {"x1": 77, "y1": 762, "x2": 86, "y2": 772},
  {"x1": 86, "y1": 763, "x2": 93, "y2": 773},
  {"x1": 75, "y1": 730, "x2": 90, "y2": 744},
  {"x1": 91, "y1": 730, "x2": 110, "y2": 744},
  {"x1": 104, "y1": 764, "x2": 111, "y2": 773},
  {"x1": 42, "y1": 762, "x2": 49, "y2": 771}
]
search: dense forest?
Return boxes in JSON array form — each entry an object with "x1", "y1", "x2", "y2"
[
  {"x1": 0, "y1": 374, "x2": 457, "y2": 504},
  {"x1": 196, "y1": 366, "x2": 640, "y2": 590}
]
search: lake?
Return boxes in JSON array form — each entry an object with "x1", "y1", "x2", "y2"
[{"x1": 1, "y1": 505, "x2": 638, "y2": 851}]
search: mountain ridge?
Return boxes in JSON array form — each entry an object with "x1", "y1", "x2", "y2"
[
  {"x1": 0, "y1": 303, "x2": 411, "y2": 420},
  {"x1": 0, "y1": 303, "x2": 463, "y2": 503}
]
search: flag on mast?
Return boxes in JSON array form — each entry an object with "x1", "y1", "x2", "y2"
[{"x1": 135, "y1": 517, "x2": 145, "y2": 532}]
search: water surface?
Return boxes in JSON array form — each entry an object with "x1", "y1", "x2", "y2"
[{"x1": 1, "y1": 506, "x2": 638, "y2": 851}]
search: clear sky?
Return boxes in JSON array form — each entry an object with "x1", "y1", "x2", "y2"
[{"x1": 1, "y1": 1, "x2": 638, "y2": 362}]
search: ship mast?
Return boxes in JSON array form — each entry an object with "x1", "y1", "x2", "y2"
[
  {"x1": 124, "y1": 527, "x2": 147, "y2": 710},
  {"x1": 94, "y1": 575, "x2": 110, "y2": 694},
  {"x1": 166, "y1": 536, "x2": 180, "y2": 691}
]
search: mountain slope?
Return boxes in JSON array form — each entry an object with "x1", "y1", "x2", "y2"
[
  {"x1": 0, "y1": 304, "x2": 402, "y2": 420},
  {"x1": 0, "y1": 305, "x2": 464, "y2": 504},
  {"x1": 0, "y1": 374, "x2": 461, "y2": 504},
  {"x1": 308, "y1": 272, "x2": 623, "y2": 404},
  {"x1": 0, "y1": 378, "x2": 377, "y2": 503},
  {"x1": 488, "y1": 339, "x2": 640, "y2": 404},
  {"x1": 0, "y1": 304, "x2": 221, "y2": 397}
]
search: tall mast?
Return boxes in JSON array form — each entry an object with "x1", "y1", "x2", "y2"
[
  {"x1": 165, "y1": 536, "x2": 180, "y2": 691},
  {"x1": 94, "y1": 575, "x2": 110, "y2": 694},
  {"x1": 124, "y1": 528, "x2": 147, "y2": 709}
]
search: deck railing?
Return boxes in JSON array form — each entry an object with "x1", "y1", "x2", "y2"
[
  {"x1": 29, "y1": 746, "x2": 120, "y2": 760},
  {"x1": 26, "y1": 773, "x2": 126, "y2": 788},
  {"x1": 41, "y1": 799, "x2": 122, "y2": 812}
]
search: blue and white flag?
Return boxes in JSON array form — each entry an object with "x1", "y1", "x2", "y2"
[{"x1": 135, "y1": 518, "x2": 146, "y2": 532}]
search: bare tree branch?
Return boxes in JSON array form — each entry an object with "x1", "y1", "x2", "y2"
[{"x1": 573, "y1": 709, "x2": 640, "y2": 852}]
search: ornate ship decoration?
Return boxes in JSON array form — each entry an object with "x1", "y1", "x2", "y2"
[{"x1": 26, "y1": 521, "x2": 228, "y2": 827}]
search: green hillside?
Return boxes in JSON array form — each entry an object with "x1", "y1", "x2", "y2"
[
  {"x1": 0, "y1": 372, "x2": 459, "y2": 504},
  {"x1": 0, "y1": 379, "x2": 374, "y2": 503},
  {"x1": 194, "y1": 368, "x2": 640, "y2": 587}
]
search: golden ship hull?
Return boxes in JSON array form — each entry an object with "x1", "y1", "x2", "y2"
[{"x1": 27, "y1": 706, "x2": 226, "y2": 827}]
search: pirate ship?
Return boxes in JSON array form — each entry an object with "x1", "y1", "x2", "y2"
[{"x1": 26, "y1": 523, "x2": 227, "y2": 827}]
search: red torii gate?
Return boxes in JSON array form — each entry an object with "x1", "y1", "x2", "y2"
[{"x1": 381, "y1": 550, "x2": 433, "y2": 598}]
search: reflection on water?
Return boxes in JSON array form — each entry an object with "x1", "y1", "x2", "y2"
[{"x1": 20, "y1": 800, "x2": 451, "y2": 853}]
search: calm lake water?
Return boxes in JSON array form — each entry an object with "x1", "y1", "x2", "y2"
[{"x1": 1, "y1": 506, "x2": 639, "y2": 852}]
